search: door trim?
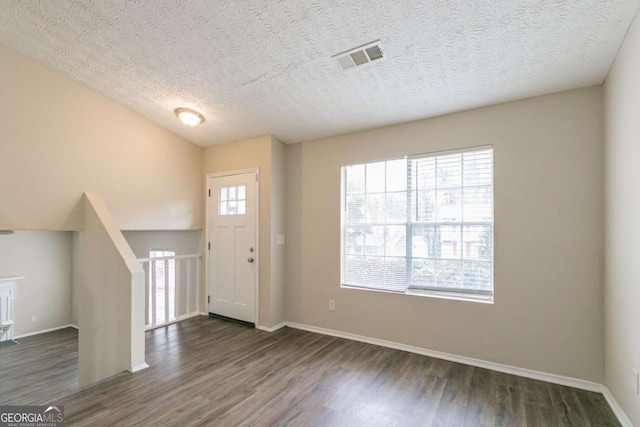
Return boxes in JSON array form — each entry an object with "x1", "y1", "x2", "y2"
[{"x1": 205, "y1": 168, "x2": 260, "y2": 325}]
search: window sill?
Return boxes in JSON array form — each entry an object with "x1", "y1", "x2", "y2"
[
  {"x1": 406, "y1": 288, "x2": 493, "y2": 304},
  {"x1": 341, "y1": 284, "x2": 494, "y2": 304}
]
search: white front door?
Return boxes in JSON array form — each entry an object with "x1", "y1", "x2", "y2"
[{"x1": 207, "y1": 171, "x2": 258, "y2": 323}]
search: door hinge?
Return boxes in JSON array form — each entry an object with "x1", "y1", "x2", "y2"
[
  {"x1": 208, "y1": 295, "x2": 210, "y2": 303},
  {"x1": 208, "y1": 242, "x2": 211, "y2": 250},
  {"x1": 256, "y1": 174, "x2": 258, "y2": 181},
  {"x1": 208, "y1": 189, "x2": 211, "y2": 197}
]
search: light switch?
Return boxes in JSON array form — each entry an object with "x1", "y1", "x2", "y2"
[{"x1": 276, "y1": 235, "x2": 285, "y2": 245}]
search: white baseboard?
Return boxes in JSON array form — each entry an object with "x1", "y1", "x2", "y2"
[
  {"x1": 285, "y1": 322, "x2": 604, "y2": 393},
  {"x1": 69, "y1": 324, "x2": 79, "y2": 330},
  {"x1": 256, "y1": 322, "x2": 286, "y2": 332},
  {"x1": 129, "y1": 363, "x2": 149, "y2": 373},
  {"x1": 13, "y1": 324, "x2": 78, "y2": 339},
  {"x1": 602, "y1": 387, "x2": 634, "y2": 427}
]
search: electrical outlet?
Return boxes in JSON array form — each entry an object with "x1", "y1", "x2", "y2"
[
  {"x1": 31, "y1": 315, "x2": 36, "y2": 322},
  {"x1": 633, "y1": 369, "x2": 639, "y2": 395},
  {"x1": 328, "y1": 299, "x2": 335, "y2": 311}
]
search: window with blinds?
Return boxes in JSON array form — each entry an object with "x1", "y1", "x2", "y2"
[{"x1": 341, "y1": 147, "x2": 493, "y2": 299}]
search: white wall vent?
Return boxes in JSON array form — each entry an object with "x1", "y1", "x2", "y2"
[{"x1": 333, "y1": 41, "x2": 385, "y2": 71}]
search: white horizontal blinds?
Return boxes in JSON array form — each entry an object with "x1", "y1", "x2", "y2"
[
  {"x1": 343, "y1": 158, "x2": 408, "y2": 292},
  {"x1": 408, "y1": 148, "x2": 493, "y2": 294}
]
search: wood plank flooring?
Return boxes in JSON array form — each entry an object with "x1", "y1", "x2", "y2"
[
  {"x1": 0, "y1": 327, "x2": 79, "y2": 405},
  {"x1": 1, "y1": 316, "x2": 620, "y2": 426}
]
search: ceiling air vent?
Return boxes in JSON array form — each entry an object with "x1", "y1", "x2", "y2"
[{"x1": 333, "y1": 41, "x2": 385, "y2": 71}]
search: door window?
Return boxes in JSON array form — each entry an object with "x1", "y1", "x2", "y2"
[{"x1": 219, "y1": 185, "x2": 246, "y2": 215}]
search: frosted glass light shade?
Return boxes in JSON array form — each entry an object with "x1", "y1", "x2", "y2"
[{"x1": 175, "y1": 108, "x2": 204, "y2": 127}]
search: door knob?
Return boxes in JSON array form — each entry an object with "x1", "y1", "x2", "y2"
[{"x1": 248, "y1": 257, "x2": 254, "y2": 263}]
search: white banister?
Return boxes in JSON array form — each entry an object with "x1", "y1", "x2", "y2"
[
  {"x1": 151, "y1": 261, "x2": 157, "y2": 327},
  {"x1": 139, "y1": 254, "x2": 201, "y2": 330},
  {"x1": 186, "y1": 258, "x2": 192, "y2": 315},
  {"x1": 138, "y1": 253, "x2": 201, "y2": 262}
]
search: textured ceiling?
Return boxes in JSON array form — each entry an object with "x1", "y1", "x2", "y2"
[{"x1": 0, "y1": 1, "x2": 639, "y2": 147}]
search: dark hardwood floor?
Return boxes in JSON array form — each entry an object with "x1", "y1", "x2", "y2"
[
  {"x1": 1, "y1": 316, "x2": 620, "y2": 426},
  {"x1": 0, "y1": 327, "x2": 79, "y2": 405}
]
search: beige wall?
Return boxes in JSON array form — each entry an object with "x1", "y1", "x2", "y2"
[
  {"x1": 270, "y1": 137, "x2": 286, "y2": 326},
  {"x1": 0, "y1": 231, "x2": 72, "y2": 336},
  {"x1": 123, "y1": 230, "x2": 202, "y2": 258},
  {"x1": 78, "y1": 193, "x2": 145, "y2": 387},
  {"x1": 203, "y1": 135, "x2": 284, "y2": 327},
  {"x1": 604, "y1": 7, "x2": 640, "y2": 425},
  {"x1": 0, "y1": 44, "x2": 202, "y2": 231},
  {"x1": 286, "y1": 86, "x2": 604, "y2": 382}
]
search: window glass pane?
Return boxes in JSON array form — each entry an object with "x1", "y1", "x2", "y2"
[
  {"x1": 345, "y1": 226, "x2": 366, "y2": 255},
  {"x1": 365, "y1": 194, "x2": 385, "y2": 223},
  {"x1": 364, "y1": 226, "x2": 385, "y2": 256},
  {"x1": 463, "y1": 260, "x2": 492, "y2": 291},
  {"x1": 436, "y1": 188, "x2": 461, "y2": 222},
  {"x1": 363, "y1": 257, "x2": 385, "y2": 288},
  {"x1": 385, "y1": 225, "x2": 406, "y2": 257},
  {"x1": 441, "y1": 225, "x2": 460, "y2": 259},
  {"x1": 461, "y1": 225, "x2": 492, "y2": 261},
  {"x1": 218, "y1": 185, "x2": 247, "y2": 216},
  {"x1": 441, "y1": 240, "x2": 461, "y2": 259},
  {"x1": 463, "y1": 185, "x2": 492, "y2": 221},
  {"x1": 366, "y1": 162, "x2": 385, "y2": 193},
  {"x1": 412, "y1": 259, "x2": 436, "y2": 288},
  {"x1": 436, "y1": 259, "x2": 464, "y2": 289},
  {"x1": 344, "y1": 255, "x2": 365, "y2": 285},
  {"x1": 463, "y1": 151, "x2": 493, "y2": 186},
  {"x1": 461, "y1": 226, "x2": 479, "y2": 261},
  {"x1": 386, "y1": 159, "x2": 407, "y2": 192},
  {"x1": 385, "y1": 192, "x2": 406, "y2": 223},
  {"x1": 436, "y1": 154, "x2": 462, "y2": 188},
  {"x1": 413, "y1": 190, "x2": 436, "y2": 222},
  {"x1": 412, "y1": 157, "x2": 435, "y2": 191},
  {"x1": 346, "y1": 164, "x2": 365, "y2": 194},
  {"x1": 382, "y1": 257, "x2": 406, "y2": 290},
  {"x1": 346, "y1": 195, "x2": 365, "y2": 223},
  {"x1": 412, "y1": 225, "x2": 439, "y2": 258}
]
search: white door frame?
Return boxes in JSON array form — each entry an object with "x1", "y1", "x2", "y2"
[{"x1": 205, "y1": 168, "x2": 260, "y2": 325}]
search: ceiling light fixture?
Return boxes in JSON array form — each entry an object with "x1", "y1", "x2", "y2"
[{"x1": 175, "y1": 108, "x2": 205, "y2": 127}]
